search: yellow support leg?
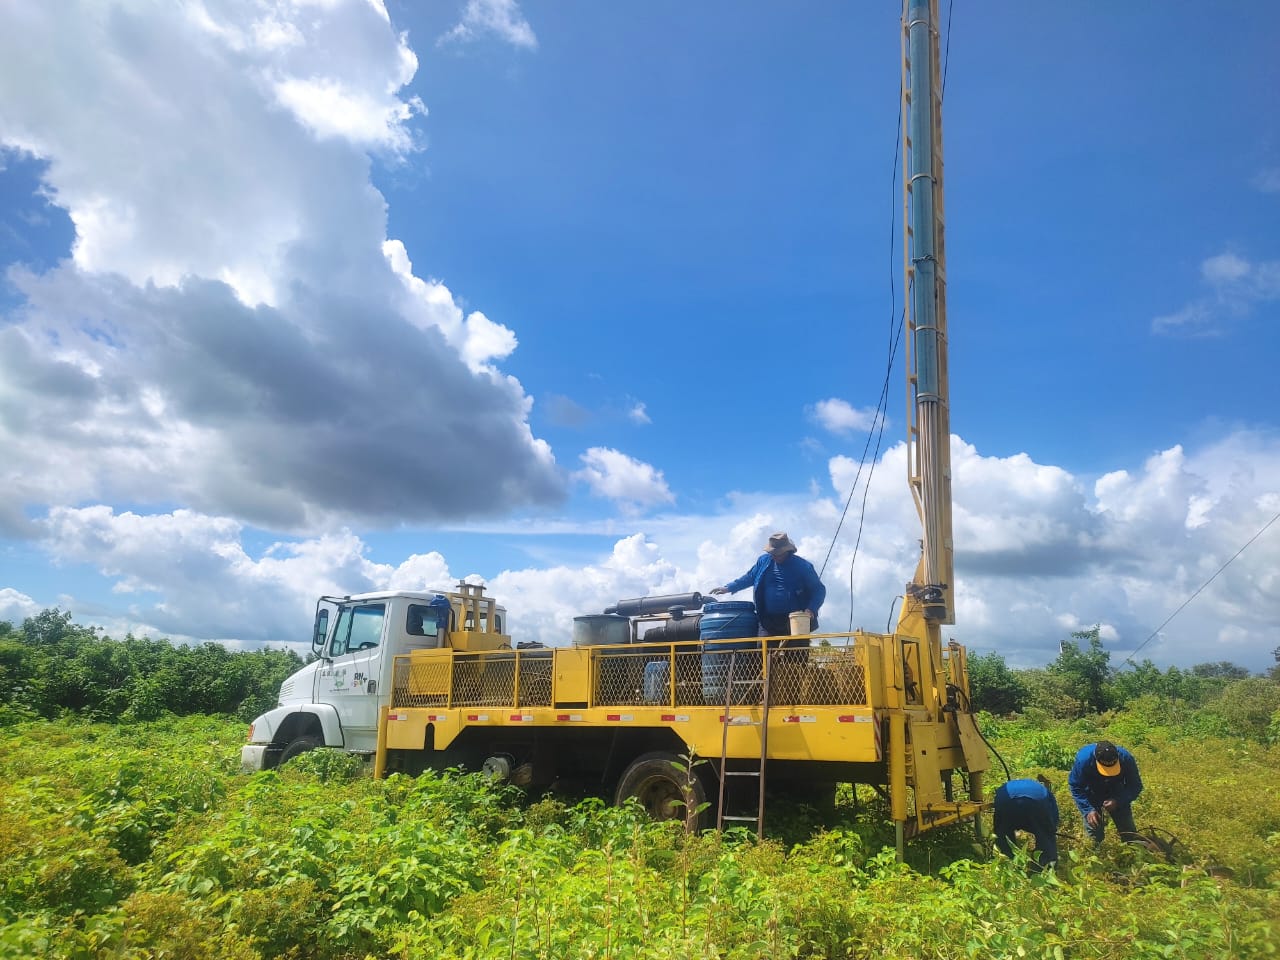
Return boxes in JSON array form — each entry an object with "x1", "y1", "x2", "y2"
[{"x1": 374, "y1": 705, "x2": 389, "y2": 780}]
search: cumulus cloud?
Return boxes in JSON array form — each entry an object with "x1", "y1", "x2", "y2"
[
  {"x1": 1153, "y1": 250, "x2": 1280, "y2": 336},
  {"x1": 0, "y1": 587, "x2": 41, "y2": 624},
  {"x1": 574, "y1": 447, "x2": 676, "y2": 513},
  {"x1": 0, "y1": 0, "x2": 564, "y2": 534},
  {"x1": 809, "y1": 398, "x2": 880, "y2": 434},
  {"x1": 438, "y1": 0, "x2": 538, "y2": 50},
  {"x1": 37, "y1": 505, "x2": 457, "y2": 641},
  {"x1": 6, "y1": 429, "x2": 1278, "y2": 667}
]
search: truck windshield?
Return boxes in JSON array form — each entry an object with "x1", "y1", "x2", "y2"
[{"x1": 329, "y1": 603, "x2": 386, "y2": 657}]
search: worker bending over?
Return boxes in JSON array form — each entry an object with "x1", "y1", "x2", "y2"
[
  {"x1": 993, "y1": 775, "x2": 1059, "y2": 870},
  {"x1": 1068, "y1": 740, "x2": 1143, "y2": 847}
]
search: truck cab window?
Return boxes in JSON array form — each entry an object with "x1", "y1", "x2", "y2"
[
  {"x1": 329, "y1": 603, "x2": 386, "y2": 657},
  {"x1": 406, "y1": 604, "x2": 441, "y2": 638}
]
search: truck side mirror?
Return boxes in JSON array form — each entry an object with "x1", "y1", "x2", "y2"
[{"x1": 312, "y1": 609, "x2": 330, "y2": 656}]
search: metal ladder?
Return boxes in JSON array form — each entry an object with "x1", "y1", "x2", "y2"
[{"x1": 715, "y1": 647, "x2": 774, "y2": 837}]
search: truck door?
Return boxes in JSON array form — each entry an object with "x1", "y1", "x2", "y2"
[{"x1": 317, "y1": 601, "x2": 387, "y2": 751}]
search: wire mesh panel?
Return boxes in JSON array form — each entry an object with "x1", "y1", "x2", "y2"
[
  {"x1": 391, "y1": 656, "x2": 452, "y2": 709},
  {"x1": 593, "y1": 647, "x2": 669, "y2": 706},
  {"x1": 451, "y1": 653, "x2": 517, "y2": 707},
  {"x1": 771, "y1": 642, "x2": 867, "y2": 706},
  {"x1": 515, "y1": 653, "x2": 553, "y2": 707}
]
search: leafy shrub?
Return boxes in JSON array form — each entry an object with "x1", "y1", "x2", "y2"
[
  {"x1": 1200, "y1": 677, "x2": 1280, "y2": 742},
  {"x1": 1019, "y1": 730, "x2": 1076, "y2": 770},
  {"x1": 281, "y1": 747, "x2": 367, "y2": 783}
]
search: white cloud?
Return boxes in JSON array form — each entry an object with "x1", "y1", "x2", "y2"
[
  {"x1": 1154, "y1": 249, "x2": 1280, "y2": 336},
  {"x1": 272, "y1": 76, "x2": 424, "y2": 152},
  {"x1": 438, "y1": 0, "x2": 538, "y2": 49},
  {"x1": 0, "y1": 0, "x2": 564, "y2": 534},
  {"x1": 1201, "y1": 252, "x2": 1250, "y2": 285},
  {"x1": 35, "y1": 505, "x2": 458, "y2": 641},
  {"x1": 574, "y1": 447, "x2": 676, "y2": 513},
  {"x1": 809, "y1": 398, "x2": 879, "y2": 434},
  {"x1": 383, "y1": 239, "x2": 519, "y2": 372},
  {"x1": 8, "y1": 427, "x2": 1278, "y2": 666},
  {"x1": 628, "y1": 401, "x2": 651, "y2": 425},
  {"x1": 0, "y1": 588, "x2": 40, "y2": 624}
]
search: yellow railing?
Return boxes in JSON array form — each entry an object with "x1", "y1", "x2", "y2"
[{"x1": 391, "y1": 638, "x2": 870, "y2": 711}]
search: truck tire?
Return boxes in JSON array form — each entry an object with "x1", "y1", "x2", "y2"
[
  {"x1": 615, "y1": 751, "x2": 712, "y2": 830},
  {"x1": 278, "y1": 734, "x2": 322, "y2": 766}
]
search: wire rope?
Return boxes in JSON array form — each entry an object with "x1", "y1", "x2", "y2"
[{"x1": 1126, "y1": 508, "x2": 1280, "y2": 662}]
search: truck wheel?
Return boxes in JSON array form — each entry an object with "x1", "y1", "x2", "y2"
[
  {"x1": 278, "y1": 735, "x2": 322, "y2": 766},
  {"x1": 615, "y1": 751, "x2": 712, "y2": 830}
]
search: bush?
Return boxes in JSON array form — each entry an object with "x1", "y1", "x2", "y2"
[{"x1": 1200, "y1": 678, "x2": 1280, "y2": 742}]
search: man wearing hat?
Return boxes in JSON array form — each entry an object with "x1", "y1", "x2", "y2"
[
  {"x1": 710, "y1": 532, "x2": 826, "y2": 638},
  {"x1": 1067, "y1": 740, "x2": 1143, "y2": 846}
]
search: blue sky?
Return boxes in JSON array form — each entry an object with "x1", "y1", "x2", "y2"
[{"x1": 1, "y1": 0, "x2": 1277, "y2": 670}]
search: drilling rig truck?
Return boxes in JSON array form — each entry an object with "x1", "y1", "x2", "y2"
[{"x1": 241, "y1": 0, "x2": 989, "y2": 851}]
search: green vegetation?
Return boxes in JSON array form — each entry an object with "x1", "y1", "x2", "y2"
[
  {"x1": 0, "y1": 708, "x2": 1276, "y2": 958},
  {"x1": 0, "y1": 610, "x2": 302, "y2": 725},
  {"x1": 1, "y1": 610, "x2": 1277, "y2": 957}
]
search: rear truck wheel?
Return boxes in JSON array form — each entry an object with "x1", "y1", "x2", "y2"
[
  {"x1": 278, "y1": 734, "x2": 322, "y2": 766},
  {"x1": 614, "y1": 751, "x2": 712, "y2": 830}
]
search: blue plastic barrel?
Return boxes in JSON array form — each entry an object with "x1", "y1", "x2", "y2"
[
  {"x1": 643, "y1": 661, "x2": 669, "y2": 704},
  {"x1": 699, "y1": 601, "x2": 760, "y2": 703}
]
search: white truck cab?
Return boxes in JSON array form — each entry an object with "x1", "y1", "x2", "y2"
[{"x1": 241, "y1": 588, "x2": 495, "y2": 771}]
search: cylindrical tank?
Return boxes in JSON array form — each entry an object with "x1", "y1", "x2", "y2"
[
  {"x1": 572, "y1": 614, "x2": 630, "y2": 647},
  {"x1": 604, "y1": 592, "x2": 706, "y2": 618},
  {"x1": 640, "y1": 615, "x2": 702, "y2": 644},
  {"x1": 699, "y1": 601, "x2": 760, "y2": 703}
]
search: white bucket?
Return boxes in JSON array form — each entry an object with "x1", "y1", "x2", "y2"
[{"x1": 789, "y1": 610, "x2": 811, "y2": 635}]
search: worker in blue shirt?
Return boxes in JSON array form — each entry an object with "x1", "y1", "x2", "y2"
[
  {"x1": 710, "y1": 532, "x2": 826, "y2": 639},
  {"x1": 1068, "y1": 740, "x2": 1143, "y2": 847},
  {"x1": 993, "y1": 775, "x2": 1059, "y2": 870}
]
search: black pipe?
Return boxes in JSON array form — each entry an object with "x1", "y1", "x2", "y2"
[{"x1": 604, "y1": 592, "x2": 706, "y2": 617}]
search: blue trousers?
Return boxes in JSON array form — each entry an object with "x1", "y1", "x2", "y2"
[
  {"x1": 1083, "y1": 802, "x2": 1137, "y2": 845},
  {"x1": 994, "y1": 795, "x2": 1058, "y2": 869}
]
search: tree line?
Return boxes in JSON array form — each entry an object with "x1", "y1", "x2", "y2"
[
  {"x1": 967, "y1": 626, "x2": 1280, "y2": 741},
  {"x1": 0, "y1": 608, "x2": 303, "y2": 725},
  {"x1": 3, "y1": 609, "x2": 1277, "y2": 740}
]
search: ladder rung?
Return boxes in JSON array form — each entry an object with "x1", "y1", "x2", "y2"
[
  {"x1": 722, "y1": 815, "x2": 760, "y2": 823},
  {"x1": 725, "y1": 770, "x2": 762, "y2": 778}
]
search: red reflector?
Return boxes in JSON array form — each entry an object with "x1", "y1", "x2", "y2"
[
  {"x1": 467, "y1": 714, "x2": 479, "y2": 721},
  {"x1": 783, "y1": 716, "x2": 799, "y2": 723},
  {"x1": 557, "y1": 714, "x2": 569, "y2": 721},
  {"x1": 606, "y1": 714, "x2": 620, "y2": 721},
  {"x1": 837, "y1": 715, "x2": 858, "y2": 723},
  {"x1": 660, "y1": 714, "x2": 675, "y2": 722}
]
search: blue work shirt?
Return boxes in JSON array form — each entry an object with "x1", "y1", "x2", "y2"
[
  {"x1": 1068, "y1": 743, "x2": 1143, "y2": 816},
  {"x1": 994, "y1": 778, "x2": 1059, "y2": 827},
  {"x1": 722, "y1": 553, "x2": 826, "y2": 619}
]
